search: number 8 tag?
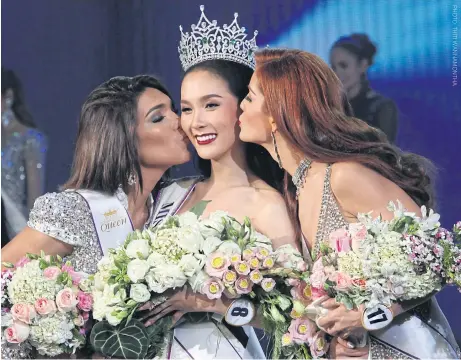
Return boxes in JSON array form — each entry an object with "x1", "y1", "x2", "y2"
[
  {"x1": 362, "y1": 304, "x2": 393, "y2": 331},
  {"x1": 225, "y1": 298, "x2": 255, "y2": 326}
]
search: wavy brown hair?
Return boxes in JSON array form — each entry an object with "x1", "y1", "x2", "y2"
[{"x1": 254, "y1": 48, "x2": 434, "y2": 234}]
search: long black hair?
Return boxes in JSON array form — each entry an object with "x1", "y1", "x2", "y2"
[
  {"x1": 1, "y1": 67, "x2": 36, "y2": 128},
  {"x1": 63, "y1": 75, "x2": 173, "y2": 195},
  {"x1": 184, "y1": 60, "x2": 284, "y2": 191}
]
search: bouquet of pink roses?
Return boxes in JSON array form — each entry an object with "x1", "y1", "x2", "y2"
[{"x1": 1, "y1": 252, "x2": 93, "y2": 358}]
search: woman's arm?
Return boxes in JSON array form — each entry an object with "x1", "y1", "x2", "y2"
[{"x1": 2, "y1": 227, "x2": 73, "y2": 268}]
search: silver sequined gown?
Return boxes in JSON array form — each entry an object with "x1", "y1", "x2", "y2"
[
  {"x1": 1, "y1": 188, "x2": 154, "y2": 359},
  {"x1": 303, "y1": 164, "x2": 460, "y2": 359},
  {"x1": 1, "y1": 129, "x2": 47, "y2": 238}
]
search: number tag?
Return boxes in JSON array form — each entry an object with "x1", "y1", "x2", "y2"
[
  {"x1": 362, "y1": 304, "x2": 393, "y2": 331},
  {"x1": 225, "y1": 298, "x2": 255, "y2": 326}
]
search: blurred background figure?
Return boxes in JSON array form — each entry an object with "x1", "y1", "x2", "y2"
[
  {"x1": 1, "y1": 67, "x2": 47, "y2": 246},
  {"x1": 330, "y1": 34, "x2": 399, "y2": 142}
]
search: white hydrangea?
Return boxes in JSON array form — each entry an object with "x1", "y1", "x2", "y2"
[
  {"x1": 29, "y1": 312, "x2": 74, "y2": 345},
  {"x1": 8, "y1": 261, "x2": 62, "y2": 304}
]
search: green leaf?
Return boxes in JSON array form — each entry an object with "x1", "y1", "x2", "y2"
[
  {"x1": 189, "y1": 200, "x2": 211, "y2": 217},
  {"x1": 2, "y1": 262, "x2": 14, "y2": 268},
  {"x1": 90, "y1": 319, "x2": 149, "y2": 359},
  {"x1": 39, "y1": 259, "x2": 48, "y2": 270}
]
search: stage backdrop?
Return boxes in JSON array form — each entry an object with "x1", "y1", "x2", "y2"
[{"x1": 2, "y1": 0, "x2": 460, "y2": 341}]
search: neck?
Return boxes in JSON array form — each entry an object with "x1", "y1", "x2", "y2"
[
  {"x1": 207, "y1": 144, "x2": 252, "y2": 190},
  {"x1": 262, "y1": 133, "x2": 305, "y2": 177},
  {"x1": 126, "y1": 168, "x2": 164, "y2": 217},
  {"x1": 346, "y1": 81, "x2": 363, "y2": 99}
]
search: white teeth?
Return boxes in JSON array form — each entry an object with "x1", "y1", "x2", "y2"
[{"x1": 196, "y1": 134, "x2": 217, "y2": 142}]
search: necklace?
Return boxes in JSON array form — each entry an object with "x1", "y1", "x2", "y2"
[{"x1": 292, "y1": 158, "x2": 312, "y2": 199}]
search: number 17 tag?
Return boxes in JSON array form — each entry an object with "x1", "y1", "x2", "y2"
[{"x1": 362, "y1": 304, "x2": 393, "y2": 331}]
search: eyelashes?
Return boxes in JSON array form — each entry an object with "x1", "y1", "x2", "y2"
[
  {"x1": 180, "y1": 103, "x2": 220, "y2": 113},
  {"x1": 244, "y1": 95, "x2": 252, "y2": 103}
]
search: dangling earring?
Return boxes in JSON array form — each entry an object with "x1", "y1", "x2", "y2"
[
  {"x1": 127, "y1": 172, "x2": 137, "y2": 186},
  {"x1": 2, "y1": 97, "x2": 14, "y2": 127},
  {"x1": 271, "y1": 131, "x2": 283, "y2": 169}
]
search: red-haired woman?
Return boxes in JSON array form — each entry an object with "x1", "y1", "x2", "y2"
[{"x1": 239, "y1": 48, "x2": 459, "y2": 359}]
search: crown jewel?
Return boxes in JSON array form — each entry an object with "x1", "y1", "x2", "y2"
[{"x1": 178, "y1": 5, "x2": 258, "y2": 71}]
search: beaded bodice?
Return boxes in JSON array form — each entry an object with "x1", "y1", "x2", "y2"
[{"x1": 311, "y1": 164, "x2": 349, "y2": 259}]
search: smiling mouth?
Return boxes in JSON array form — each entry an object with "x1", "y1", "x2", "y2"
[{"x1": 195, "y1": 134, "x2": 217, "y2": 145}]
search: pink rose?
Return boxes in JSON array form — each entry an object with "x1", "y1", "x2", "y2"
[
  {"x1": 349, "y1": 223, "x2": 367, "y2": 252},
  {"x1": 34, "y1": 298, "x2": 57, "y2": 316},
  {"x1": 311, "y1": 286, "x2": 328, "y2": 300},
  {"x1": 43, "y1": 266, "x2": 62, "y2": 281},
  {"x1": 56, "y1": 288, "x2": 78, "y2": 312},
  {"x1": 310, "y1": 265, "x2": 328, "y2": 290},
  {"x1": 288, "y1": 317, "x2": 317, "y2": 345},
  {"x1": 335, "y1": 272, "x2": 353, "y2": 292},
  {"x1": 4, "y1": 321, "x2": 30, "y2": 343},
  {"x1": 329, "y1": 228, "x2": 352, "y2": 253},
  {"x1": 14, "y1": 257, "x2": 30, "y2": 268},
  {"x1": 205, "y1": 252, "x2": 231, "y2": 278},
  {"x1": 310, "y1": 331, "x2": 329, "y2": 357},
  {"x1": 201, "y1": 278, "x2": 224, "y2": 300},
  {"x1": 11, "y1": 304, "x2": 36, "y2": 324},
  {"x1": 61, "y1": 264, "x2": 74, "y2": 273},
  {"x1": 77, "y1": 291, "x2": 93, "y2": 312},
  {"x1": 235, "y1": 277, "x2": 253, "y2": 294},
  {"x1": 62, "y1": 264, "x2": 85, "y2": 285}
]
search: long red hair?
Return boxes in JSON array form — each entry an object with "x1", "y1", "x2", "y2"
[{"x1": 254, "y1": 48, "x2": 434, "y2": 235}]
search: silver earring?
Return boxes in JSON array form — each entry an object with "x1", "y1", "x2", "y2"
[
  {"x1": 271, "y1": 131, "x2": 283, "y2": 169},
  {"x1": 128, "y1": 172, "x2": 137, "y2": 186},
  {"x1": 2, "y1": 98, "x2": 14, "y2": 127}
]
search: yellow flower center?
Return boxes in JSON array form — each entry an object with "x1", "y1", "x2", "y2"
[
  {"x1": 260, "y1": 249, "x2": 269, "y2": 257},
  {"x1": 212, "y1": 257, "x2": 224, "y2": 268},
  {"x1": 264, "y1": 258, "x2": 274, "y2": 267},
  {"x1": 231, "y1": 255, "x2": 240, "y2": 262},
  {"x1": 225, "y1": 272, "x2": 236, "y2": 282},
  {"x1": 238, "y1": 263, "x2": 248, "y2": 272},
  {"x1": 316, "y1": 337, "x2": 325, "y2": 349},
  {"x1": 298, "y1": 324, "x2": 307, "y2": 334},
  {"x1": 250, "y1": 258, "x2": 259, "y2": 267},
  {"x1": 250, "y1": 273, "x2": 261, "y2": 282},
  {"x1": 281, "y1": 334, "x2": 292, "y2": 346},
  {"x1": 290, "y1": 309, "x2": 302, "y2": 319},
  {"x1": 209, "y1": 283, "x2": 219, "y2": 294},
  {"x1": 239, "y1": 279, "x2": 249, "y2": 288}
]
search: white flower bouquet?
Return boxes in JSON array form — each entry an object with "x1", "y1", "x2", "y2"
[
  {"x1": 89, "y1": 207, "x2": 312, "y2": 359},
  {"x1": 1, "y1": 252, "x2": 93, "y2": 358}
]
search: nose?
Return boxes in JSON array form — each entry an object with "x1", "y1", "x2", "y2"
[
  {"x1": 239, "y1": 99, "x2": 245, "y2": 112},
  {"x1": 190, "y1": 109, "x2": 207, "y2": 130}
]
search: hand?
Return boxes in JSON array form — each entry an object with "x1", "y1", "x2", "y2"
[
  {"x1": 316, "y1": 298, "x2": 364, "y2": 337},
  {"x1": 139, "y1": 286, "x2": 228, "y2": 327},
  {"x1": 329, "y1": 337, "x2": 369, "y2": 359}
]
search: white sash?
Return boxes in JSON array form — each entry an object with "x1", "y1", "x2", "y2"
[
  {"x1": 76, "y1": 190, "x2": 133, "y2": 256},
  {"x1": 151, "y1": 177, "x2": 201, "y2": 227}
]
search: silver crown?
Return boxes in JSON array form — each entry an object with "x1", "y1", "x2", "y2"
[{"x1": 178, "y1": 5, "x2": 258, "y2": 71}]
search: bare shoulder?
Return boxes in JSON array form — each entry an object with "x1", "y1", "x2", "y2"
[{"x1": 330, "y1": 161, "x2": 419, "y2": 218}]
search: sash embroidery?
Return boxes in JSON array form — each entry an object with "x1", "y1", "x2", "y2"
[{"x1": 76, "y1": 190, "x2": 134, "y2": 256}]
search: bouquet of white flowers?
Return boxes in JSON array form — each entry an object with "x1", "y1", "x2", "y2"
[
  {"x1": 1, "y1": 252, "x2": 93, "y2": 358},
  {"x1": 89, "y1": 207, "x2": 312, "y2": 359}
]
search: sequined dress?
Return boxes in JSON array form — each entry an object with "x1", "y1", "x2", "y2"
[
  {"x1": 27, "y1": 189, "x2": 154, "y2": 274},
  {"x1": 304, "y1": 164, "x2": 460, "y2": 359},
  {"x1": 1, "y1": 129, "x2": 47, "y2": 238}
]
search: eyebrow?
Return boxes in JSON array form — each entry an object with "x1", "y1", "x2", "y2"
[
  {"x1": 181, "y1": 94, "x2": 223, "y2": 104},
  {"x1": 248, "y1": 86, "x2": 256, "y2": 95},
  {"x1": 145, "y1": 103, "x2": 166, "y2": 118}
]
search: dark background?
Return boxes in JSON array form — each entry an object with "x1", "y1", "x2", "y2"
[{"x1": 2, "y1": 0, "x2": 460, "y2": 340}]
